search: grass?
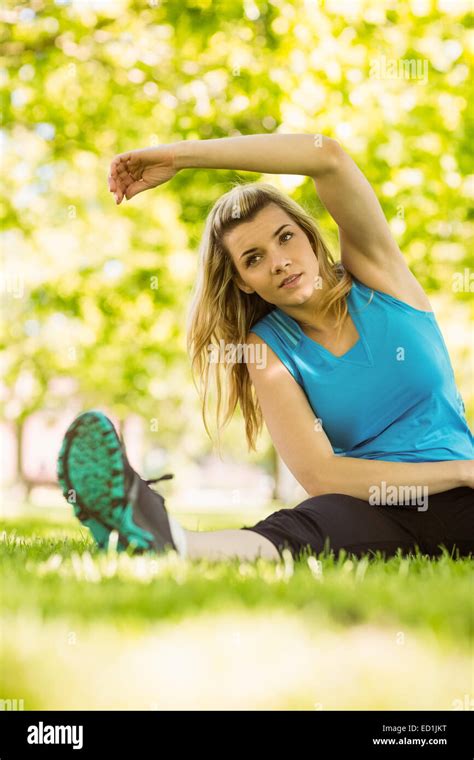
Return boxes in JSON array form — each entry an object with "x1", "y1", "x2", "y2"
[{"x1": 0, "y1": 506, "x2": 473, "y2": 710}]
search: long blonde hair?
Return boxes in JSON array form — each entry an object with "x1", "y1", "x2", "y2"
[{"x1": 186, "y1": 181, "x2": 353, "y2": 453}]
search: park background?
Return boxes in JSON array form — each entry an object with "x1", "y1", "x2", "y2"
[{"x1": 1, "y1": 0, "x2": 473, "y2": 712}]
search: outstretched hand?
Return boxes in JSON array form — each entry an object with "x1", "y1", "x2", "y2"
[{"x1": 108, "y1": 145, "x2": 178, "y2": 204}]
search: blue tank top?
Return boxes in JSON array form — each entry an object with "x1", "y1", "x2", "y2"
[{"x1": 249, "y1": 274, "x2": 473, "y2": 462}]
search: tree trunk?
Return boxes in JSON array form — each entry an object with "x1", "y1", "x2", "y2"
[
  {"x1": 272, "y1": 448, "x2": 308, "y2": 505},
  {"x1": 16, "y1": 418, "x2": 25, "y2": 486}
]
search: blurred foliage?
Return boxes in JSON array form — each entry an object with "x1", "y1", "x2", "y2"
[{"x1": 0, "y1": 0, "x2": 472, "y2": 461}]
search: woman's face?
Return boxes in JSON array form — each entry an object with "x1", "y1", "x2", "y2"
[{"x1": 224, "y1": 203, "x2": 321, "y2": 307}]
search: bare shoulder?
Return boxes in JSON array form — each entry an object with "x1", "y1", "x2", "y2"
[
  {"x1": 341, "y1": 243, "x2": 434, "y2": 312},
  {"x1": 246, "y1": 331, "x2": 264, "y2": 344},
  {"x1": 246, "y1": 331, "x2": 281, "y2": 372},
  {"x1": 246, "y1": 331, "x2": 267, "y2": 356},
  {"x1": 245, "y1": 331, "x2": 295, "y2": 382}
]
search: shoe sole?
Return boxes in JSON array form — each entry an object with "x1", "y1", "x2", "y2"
[{"x1": 57, "y1": 410, "x2": 155, "y2": 552}]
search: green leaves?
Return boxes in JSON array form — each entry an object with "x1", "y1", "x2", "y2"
[{"x1": 2, "y1": 1, "x2": 472, "y2": 438}]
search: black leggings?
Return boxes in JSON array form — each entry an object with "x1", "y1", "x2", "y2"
[{"x1": 241, "y1": 486, "x2": 474, "y2": 561}]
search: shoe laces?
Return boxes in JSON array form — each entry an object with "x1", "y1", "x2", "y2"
[
  {"x1": 144, "y1": 473, "x2": 174, "y2": 486},
  {"x1": 76, "y1": 474, "x2": 174, "y2": 522}
]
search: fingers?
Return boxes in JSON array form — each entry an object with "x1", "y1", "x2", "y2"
[
  {"x1": 108, "y1": 160, "x2": 121, "y2": 202},
  {"x1": 108, "y1": 154, "x2": 137, "y2": 203},
  {"x1": 124, "y1": 179, "x2": 147, "y2": 201},
  {"x1": 111, "y1": 152, "x2": 132, "y2": 173},
  {"x1": 111, "y1": 175, "x2": 139, "y2": 204},
  {"x1": 108, "y1": 172, "x2": 122, "y2": 203},
  {"x1": 109, "y1": 151, "x2": 151, "y2": 204}
]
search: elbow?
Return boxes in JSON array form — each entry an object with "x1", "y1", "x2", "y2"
[
  {"x1": 306, "y1": 479, "x2": 328, "y2": 499},
  {"x1": 312, "y1": 137, "x2": 343, "y2": 176},
  {"x1": 306, "y1": 462, "x2": 336, "y2": 498}
]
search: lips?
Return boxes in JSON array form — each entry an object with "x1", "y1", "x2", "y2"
[{"x1": 279, "y1": 273, "x2": 302, "y2": 288}]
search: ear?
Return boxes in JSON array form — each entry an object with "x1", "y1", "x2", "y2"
[{"x1": 233, "y1": 273, "x2": 255, "y2": 294}]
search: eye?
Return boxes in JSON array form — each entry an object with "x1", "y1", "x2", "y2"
[
  {"x1": 245, "y1": 231, "x2": 293, "y2": 267},
  {"x1": 245, "y1": 254, "x2": 261, "y2": 268}
]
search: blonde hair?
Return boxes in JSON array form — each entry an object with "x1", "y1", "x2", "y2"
[{"x1": 186, "y1": 181, "x2": 353, "y2": 454}]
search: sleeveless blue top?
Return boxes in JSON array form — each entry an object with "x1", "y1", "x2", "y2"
[{"x1": 249, "y1": 275, "x2": 473, "y2": 462}]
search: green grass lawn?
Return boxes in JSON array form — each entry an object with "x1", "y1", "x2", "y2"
[{"x1": 1, "y1": 506, "x2": 473, "y2": 710}]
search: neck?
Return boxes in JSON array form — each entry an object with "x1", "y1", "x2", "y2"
[{"x1": 280, "y1": 282, "x2": 339, "y2": 333}]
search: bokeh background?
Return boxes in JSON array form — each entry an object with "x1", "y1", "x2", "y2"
[
  {"x1": 1, "y1": 0, "x2": 473, "y2": 716},
  {"x1": 1, "y1": 0, "x2": 473, "y2": 517}
]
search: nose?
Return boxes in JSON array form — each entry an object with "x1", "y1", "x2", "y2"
[{"x1": 270, "y1": 253, "x2": 292, "y2": 275}]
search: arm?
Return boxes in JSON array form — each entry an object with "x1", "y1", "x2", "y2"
[
  {"x1": 173, "y1": 133, "x2": 339, "y2": 177},
  {"x1": 109, "y1": 133, "x2": 426, "y2": 311},
  {"x1": 174, "y1": 134, "x2": 432, "y2": 309},
  {"x1": 318, "y1": 455, "x2": 469, "y2": 501},
  {"x1": 108, "y1": 133, "x2": 339, "y2": 203},
  {"x1": 310, "y1": 140, "x2": 434, "y2": 308},
  {"x1": 246, "y1": 333, "x2": 471, "y2": 501}
]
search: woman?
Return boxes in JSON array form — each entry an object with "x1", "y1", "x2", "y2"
[{"x1": 57, "y1": 133, "x2": 474, "y2": 562}]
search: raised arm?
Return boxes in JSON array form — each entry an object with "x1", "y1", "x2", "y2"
[
  {"x1": 108, "y1": 133, "x2": 431, "y2": 307},
  {"x1": 173, "y1": 133, "x2": 428, "y2": 299},
  {"x1": 246, "y1": 333, "x2": 472, "y2": 501},
  {"x1": 108, "y1": 133, "x2": 339, "y2": 203},
  {"x1": 173, "y1": 133, "x2": 339, "y2": 176}
]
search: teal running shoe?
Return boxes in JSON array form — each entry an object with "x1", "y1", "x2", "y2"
[{"x1": 57, "y1": 410, "x2": 176, "y2": 553}]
